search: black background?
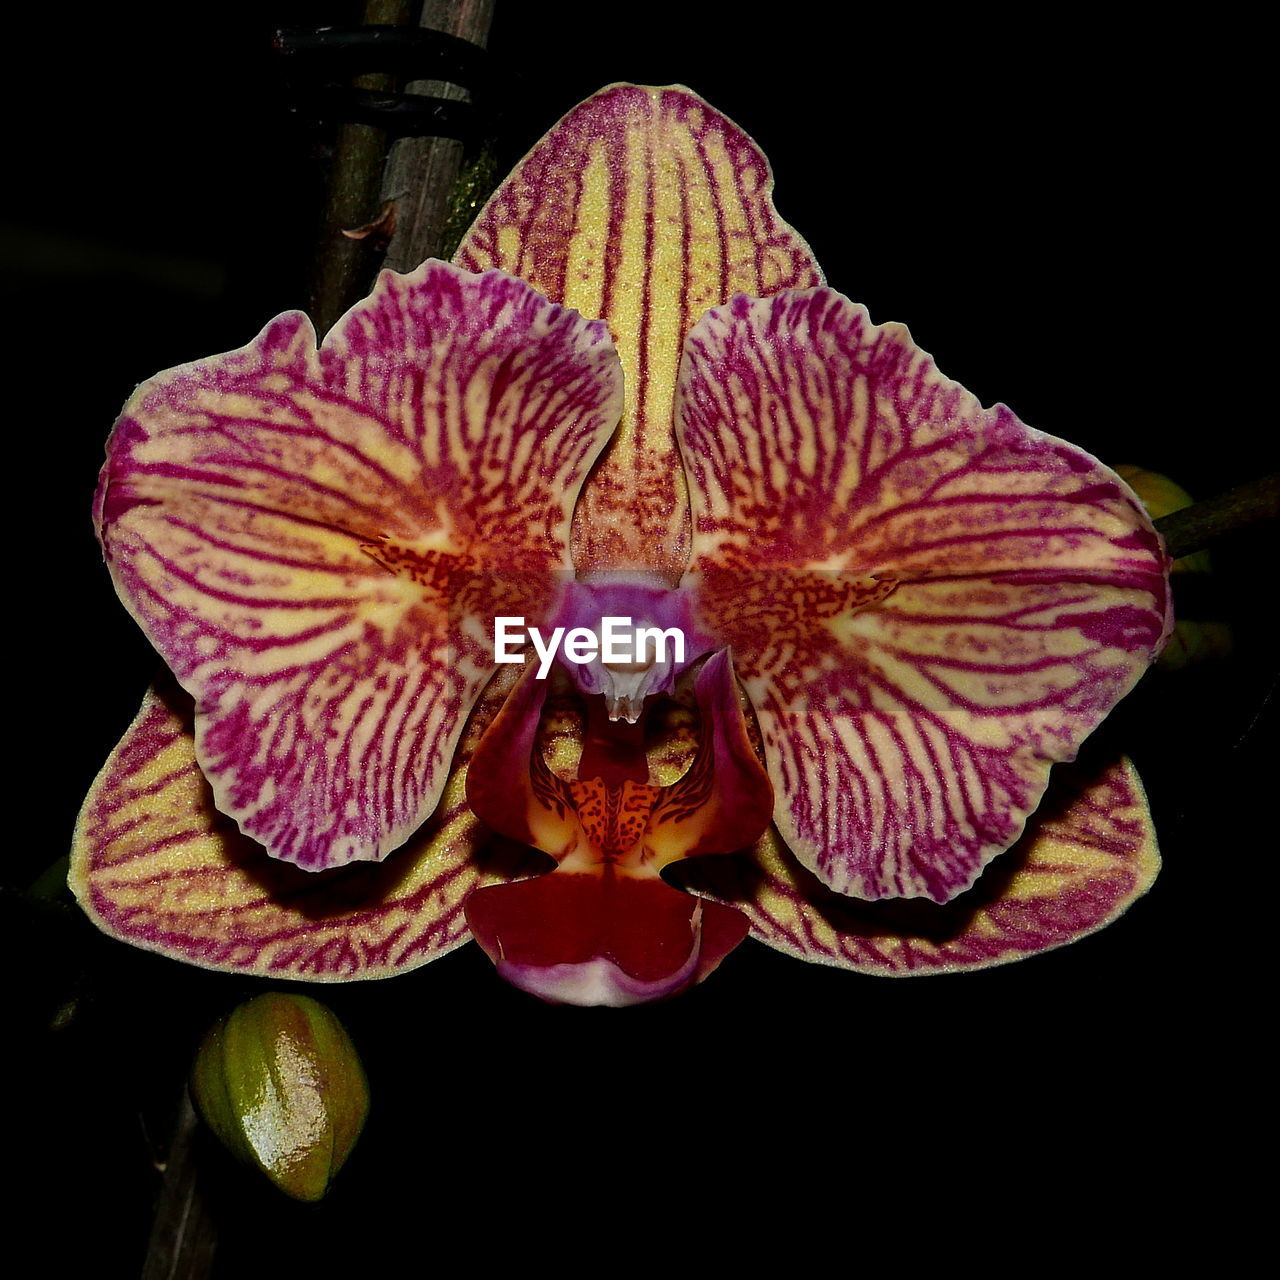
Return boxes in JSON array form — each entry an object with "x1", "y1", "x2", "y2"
[{"x1": 8, "y1": 4, "x2": 1271, "y2": 1270}]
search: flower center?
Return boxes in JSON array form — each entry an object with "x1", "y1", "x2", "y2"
[
  {"x1": 552, "y1": 573, "x2": 712, "y2": 723},
  {"x1": 595, "y1": 621, "x2": 677, "y2": 724}
]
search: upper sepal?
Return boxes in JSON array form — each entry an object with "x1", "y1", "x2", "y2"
[{"x1": 456, "y1": 83, "x2": 822, "y2": 578}]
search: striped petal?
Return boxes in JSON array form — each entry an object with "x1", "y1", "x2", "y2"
[
  {"x1": 674, "y1": 754, "x2": 1160, "y2": 974},
  {"x1": 679, "y1": 288, "x2": 1171, "y2": 902},
  {"x1": 456, "y1": 83, "x2": 821, "y2": 580},
  {"x1": 96, "y1": 261, "x2": 622, "y2": 869},
  {"x1": 68, "y1": 671, "x2": 540, "y2": 979}
]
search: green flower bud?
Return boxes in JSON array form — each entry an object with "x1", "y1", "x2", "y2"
[{"x1": 191, "y1": 993, "x2": 369, "y2": 1202}]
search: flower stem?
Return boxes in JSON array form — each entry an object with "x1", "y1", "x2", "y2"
[
  {"x1": 140, "y1": 1091, "x2": 216, "y2": 1280},
  {"x1": 309, "y1": 0, "x2": 415, "y2": 334},
  {"x1": 307, "y1": 0, "x2": 496, "y2": 334},
  {"x1": 380, "y1": 0, "x2": 496, "y2": 272},
  {"x1": 1154, "y1": 472, "x2": 1279, "y2": 560}
]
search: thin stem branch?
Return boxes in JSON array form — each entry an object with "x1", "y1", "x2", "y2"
[
  {"x1": 140, "y1": 1090, "x2": 216, "y2": 1280},
  {"x1": 1154, "y1": 472, "x2": 1279, "y2": 560}
]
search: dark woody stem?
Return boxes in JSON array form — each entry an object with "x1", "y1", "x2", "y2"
[
  {"x1": 140, "y1": 1092, "x2": 215, "y2": 1280},
  {"x1": 1154, "y1": 473, "x2": 1279, "y2": 560},
  {"x1": 308, "y1": 0, "x2": 496, "y2": 333},
  {"x1": 308, "y1": 0, "x2": 415, "y2": 334}
]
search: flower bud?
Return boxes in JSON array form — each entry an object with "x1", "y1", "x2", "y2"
[{"x1": 190, "y1": 993, "x2": 369, "y2": 1201}]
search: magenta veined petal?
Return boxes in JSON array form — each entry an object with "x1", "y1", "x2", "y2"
[
  {"x1": 678, "y1": 287, "x2": 1172, "y2": 902},
  {"x1": 95, "y1": 261, "x2": 623, "y2": 870},
  {"x1": 456, "y1": 83, "x2": 821, "y2": 580},
  {"x1": 675, "y1": 753, "x2": 1160, "y2": 974},
  {"x1": 68, "y1": 671, "x2": 541, "y2": 979}
]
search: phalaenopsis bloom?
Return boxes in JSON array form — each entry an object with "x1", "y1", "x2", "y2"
[{"x1": 72, "y1": 85, "x2": 1172, "y2": 1006}]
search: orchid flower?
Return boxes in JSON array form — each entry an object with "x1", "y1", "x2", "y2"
[{"x1": 72, "y1": 85, "x2": 1171, "y2": 1006}]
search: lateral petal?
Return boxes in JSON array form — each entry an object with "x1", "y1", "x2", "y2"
[
  {"x1": 679, "y1": 288, "x2": 1171, "y2": 900},
  {"x1": 68, "y1": 671, "x2": 538, "y2": 979},
  {"x1": 96, "y1": 261, "x2": 621, "y2": 869},
  {"x1": 675, "y1": 754, "x2": 1160, "y2": 974},
  {"x1": 455, "y1": 83, "x2": 821, "y2": 579}
]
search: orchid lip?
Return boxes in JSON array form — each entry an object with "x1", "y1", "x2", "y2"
[
  {"x1": 464, "y1": 870, "x2": 752, "y2": 1008},
  {"x1": 462, "y1": 642, "x2": 773, "y2": 1004},
  {"x1": 493, "y1": 946, "x2": 701, "y2": 1008}
]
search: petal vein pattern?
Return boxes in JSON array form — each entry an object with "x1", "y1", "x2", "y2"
[
  {"x1": 678, "y1": 289, "x2": 1171, "y2": 902},
  {"x1": 676, "y1": 753, "x2": 1160, "y2": 973},
  {"x1": 455, "y1": 83, "x2": 821, "y2": 579},
  {"x1": 95, "y1": 263, "x2": 623, "y2": 869},
  {"x1": 69, "y1": 671, "x2": 540, "y2": 978}
]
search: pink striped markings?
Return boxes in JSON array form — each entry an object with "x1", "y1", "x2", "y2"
[
  {"x1": 676, "y1": 754, "x2": 1160, "y2": 974},
  {"x1": 678, "y1": 288, "x2": 1172, "y2": 903},
  {"x1": 70, "y1": 669, "x2": 542, "y2": 979},
  {"x1": 456, "y1": 83, "x2": 821, "y2": 582},
  {"x1": 94, "y1": 262, "x2": 622, "y2": 871}
]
